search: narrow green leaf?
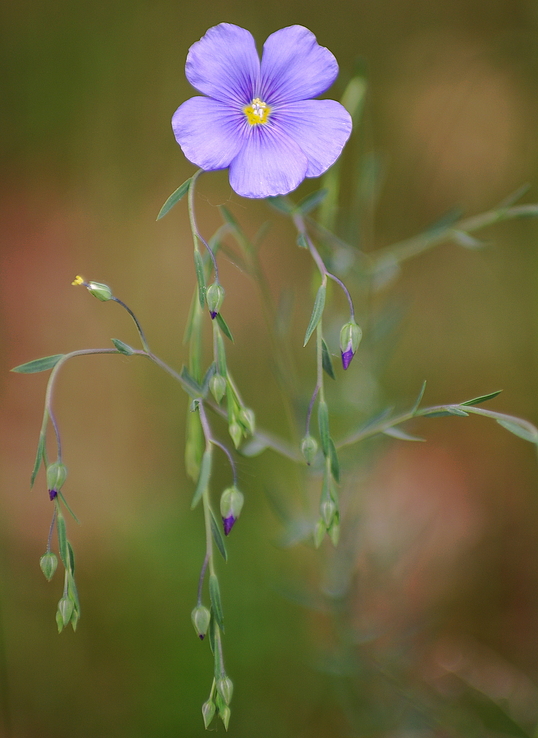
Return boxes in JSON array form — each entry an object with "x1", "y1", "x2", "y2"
[
  {"x1": 180, "y1": 366, "x2": 204, "y2": 397},
  {"x1": 67, "y1": 541, "x2": 76, "y2": 575},
  {"x1": 321, "y1": 339, "x2": 336, "y2": 380},
  {"x1": 208, "y1": 613, "x2": 217, "y2": 654},
  {"x1": 303, "y1": 284, "x2": 326, "y2": 346},
  {"x1": 219, "y1": 205, "x2": 240, "y2": 231},
  {"x1": 496, "y1": 418, "x2": 538, "y2": 444},
  {"x1": 111, "y1": 338, "x2": 135, "y2": 355},
  {"x1": 422, "y1": 407, "x2": 469, "y2": 417},
  {"x1": 190, "y1": 448, "x2": 212, "y2": 509},
  {"x1": 215, "y1": 330, "x2": 227, "y2": 374},
  {"x1": 215, "y1": 313, "x2": 234, "y2": 342},
  {"x1": 56, "y1": 512, "x2": 68, "y2": 568},
  {"x1": 496, "y1": 183, "x2": 531, "y2": 209},
  {"x1": 296, "y1": 188, "x2": 328, "y2": 215},
  {"x1": 30, "y1": 431, "x2": 46, "y2": 488},
  {"x1": 12, "y1": 354, "x2": 64, "y2": 374},
  {"x1": 156, "y1": 178, "x2": 192, "y2": 220},
  {"x1": 209, "y1": 574, "x2": 224, "y2": 631},
  {"x1": 328, "y1": 438, "x2": 340, "y2": 482},
  {"x1": 383, "y1": 427, "x2": 425, "y2": 442},
  {"x1": 266, "y1": 196, "x2": 294, "y2": 214},
  {"x1": 460, "y1": 390, "x2": 503, "y2": 407},
  {"x1": 410, "y1": 380, "x2": 427, "y2": 415},
  {"x1": 67, "y1": 570, "x2": 81, "y2": 615},
  {"x1": 318, "y1": 400, "x2": 330, "y2": 456},
  {"x1": 424, "y1": 207, "x2": 464, "y2": 237},
  {"x1": 201, "y1": 363, "x2": 217, "y2": 396},
  {"x1": 194, "y1": 250, "x2": 206, "y2": 308},
  {"x1": 210, "y1": 509, "x2": 228, "y2": 562},
  {"x1": 57, "y1": 492, "x2": 80, "y2": 524}
]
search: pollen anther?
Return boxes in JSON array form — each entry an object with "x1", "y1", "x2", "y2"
[{"x1": 243, "y1": 98, "x2": 271, "y2": 126}]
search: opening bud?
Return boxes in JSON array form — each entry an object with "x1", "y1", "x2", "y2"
[
  {"x1": 40, "y1": 551, "x2": 58, "y2": 581},
  {"x1": 220, "y1": 486, "x2": 244, "y2": 536},
  {"x1": 191, "y1": 604, "x2": 211, "y2": 640},
  {"x1": 202, "y1": 699, "x2": 216, "y2": 729},
  {"x1": 46, "y1": 461, "x2": 67, "y2": 495},
  {"x1": 301, "y1": 435, "x2": 318, "y2": 465},
  {"x1": 339, "y1": 321, "x2": 362, "y2": 370},
  {"x1": 206, "y1": 282, "x2": 225, "y2": 319},
  {"x1": 72, "y1": 275, "x2": 113, "y2": 301},
  {"x1": 210, "y1": 374, "x2": 227, "y2": 404},
  {"x1": 216, "y1": 675, "x2": 234, "y2": 705}
]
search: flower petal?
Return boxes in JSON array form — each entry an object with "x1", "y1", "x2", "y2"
[
  {"x1": 172, "y1": 97, "x2": 244, "y2": 170},
  {"x1": 260, "y1": 26, "x2": 339, "y2": 104},
  {"x1": 185, "y1": 23, "x2": 260, "y2": 105},
  {"x1": 277, "y1": 99, "x2": 352, "y2": 177},
  {"x1": 229, "y1": 126, "x2": 308, "y2": 198}
]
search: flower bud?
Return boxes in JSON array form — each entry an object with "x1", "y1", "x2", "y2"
[
  {"x1": 320, "y1": 498, "x2": 337, "y2": 528},
  {"x1": 206, "y1": 282, "x2": 225, "y2": 319},
  {"x1": 210, "y1": 374, "x2": 227, "y2": 404},
  {"x1": 191, "y1": 604, "x2": 211, "y2": 640},
  {"x1": 328, "y1": 517, "x2": 340, "y2": 547},
  {"x1": 46, "y1": 461, "x2": 67, "y2": 497},
  {"x1": 339, "y1": 320, "x2": 362, "y2": 370},
  {"x1": 57, "y1": 596, "x2": 74, "y2": 628},
  {"x1": 216, "y1": 675, "x2": 234, "y2": 705},
  {"x1": 313, "y1": 518, "x2": 326, "y2": 548},
  {"x1": 40, "y1": 551, "x2": 58, "y2": 581},
  {"x1": 220, "y1": 486, "x2": 244, "y2": 536},
  {"x1": 228, "y1": 421, "x2": 242, "y2": 449},
  {"x1": 202, "y1": 699, "x2": 216, "y2": 729},
  {"x1": 219, "y1": 704, "x2": 231, "y2": 731},
  {"x1": 238, "y1": 407, "x2": 255, "y2": 435},
  {"x1": 301, "y1": 435, "x2": 318, "y2": 465}
]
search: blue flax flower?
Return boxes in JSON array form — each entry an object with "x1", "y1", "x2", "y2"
[{"x1": 172, "y1": 24, "x2": 352, "y2": 199}]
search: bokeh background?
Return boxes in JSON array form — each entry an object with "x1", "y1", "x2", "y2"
[{"x1": 2, "y1": 0, "x2": 538, "y2": 736}]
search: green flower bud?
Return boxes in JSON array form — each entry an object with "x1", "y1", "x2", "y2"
[
  {"x1": 216, "y1": 675, "x2": 234, "y2": 705},
  {"x1": 39, "y1": 551, "x2": 58, "y2": 581},
  {"x1": 70, "y1": 606, "x2": 80, "y2": 631},
  {"x1": 46, "y1": 461, "x2": 67, "y2": 494},
  {"x1": 206, "y1": 282, "x2": 225, "y2": 319},
  {"x1": 219, "y1": 704, "x2": 231, "y2": 731},
  {"x1": 328, "y1": 516, "x2": 340, "y2": 547},
  {"x1": 313, "y1": 518, "x2": 326, "y2": 548},
  {"x1": 220, "y1": 486, "x2": 244, "y2": 536},
  {"x1": 320, "y1": 498, "x2": 337, "y2": 528},
  {"x1": 301, "y1": 435, "x2": 318, "y2": 465},
  {"x1": 238, "y1": 407, "x2": 255, "y2": 435},
  {"x1": 191, "y1": 604, "x2": 211, "y2": 640},
  {"x1": 229, "y1": 421, "x2": 242, "y2": 449},
  {"x1": 57, "y1": 596, "x2": 74, "y2": 628},
  {"x1": 210, "y1": 374, "x2": 227, "y2": 404},
  {"x1": 340, "y1": 320, "x2": 362, "y2": 370},
  {"x1": 202, "y1": 699, "x2": 216, "y2": 729},
  {"x1": 56, "y1": 608, "x2": 64, "y2": 633}
]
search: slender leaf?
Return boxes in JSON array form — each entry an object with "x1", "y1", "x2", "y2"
[
  {"x1": 422, "y1": 407, "x2": 469, "y2": 417},
  {"x1": 215, "y1": 330, "x2": 227, "y2": 374},
  {"x1": 216, "y1": 313, "x2": 234, "y2": 342},
  {"x1": 209, "y1": 574, "x2": 224, "y2": 631},
  {"x1": 208, "y1": 613, "x2": 217, "y2": 654},
  {"x1": 194, "y1": 250, "x2": 206, "y2": 308},
  {"x1": 30, "y1": 431, "x2": 47, "y2": 488},
  {"x1": 296, "y1": 189, "x2": 328, "y2": 215},
  {"x1": 201, "y1": 363, "x2": 217, "y2": 396},
  {"x1": 318, "y1": 401, "x2": 330, "y2": 456},
  {"x1": 56, "y1": 513, "x2": 68, "y2": 568},
  {"x1": 460, "y1": 390, "x2": 502, "y2": 406},
  {"x1": 12, "y1": 354, "x2": 64, "y2": 374},
  {"x1": 190, "y1": 448, "x2": 212, "y2": 509},
  {"x1": 496, "y1": 418, "x2": 538, "y2": 444},
  {"x1": 180, "y1": 366, "x2": 204, "y2": 397},
  {"x1": 328, "y1": 438, "x2": 340, "y2": 482},
  {"x1": 321, "y1": 339, "x2": 336, "y2": 380},
  {"x1": 111, "y1": 338, "x2": 135, "y2": 355},
  {"x1": 58, "y1": 492, "x2": 80, "y2": 524},
  {"x1": 383, "y1": 427, "x2": 425, "y2": 442},
  {"x1": 424, "y1": 207, "x2": 464, "y2": 237},
  {"x1": 67, "y1": 541, "x2": 76, "y2": 575},
  {"x1": 266, "y1": 196, "x2": 294, "y2": 214},
  {"x1": 410, "y1": 380, "x2": 427, "y2": 415},
  {"x1": 156, "y1": 178, "x2": 192, "y2": 220},
  {"x1": 210, "y1": 510, "x2": 228, "y2": 561},
  {"x1": 219, "y1": 205, "x2": 241, "y2": 231},
  {"x1": 496, "y1": 182, "x2": 531, "y2": 209},
  {"x1": 303, "y1": 284, "x2": 326, "y2": 346}
]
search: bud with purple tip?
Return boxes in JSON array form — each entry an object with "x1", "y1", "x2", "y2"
[
  {"x1": 191, "y1": 604, "x2": 211, "y2": 639},
  {"x1": 206, "y1": 282, "x2": 225, "y2": 319},
  {"x1": 339, "y1": 320, "x2": 362, "y2": 370},
  {"x1": 46, "y1": 460, "x2": 67, "y2": 501},
  {"x1": 220, "y1": 485, "x2": 244, "y2": 536}
]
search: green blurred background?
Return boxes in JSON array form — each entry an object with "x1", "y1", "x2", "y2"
[{"x1": 2, "y1": 0, "x2": 538, "y2": 736}]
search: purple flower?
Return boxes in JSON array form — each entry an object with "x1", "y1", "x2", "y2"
[
  {"x1": 222, "y1": 515, "x2": 236, "y2": 536},
  {"x1": 48, "y1": 488, "x2": 58, "y2": 501},
  {"x1": 172, "y1": 24, "x2": 352, "y2": 199}
]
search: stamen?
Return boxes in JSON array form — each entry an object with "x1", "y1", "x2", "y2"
[{"x1": 243, "y1": 98, "x2": 271, "y2": 126}]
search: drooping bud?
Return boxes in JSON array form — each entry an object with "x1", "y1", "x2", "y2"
[
  {"x1": 339, "y1": 321, "x2": 362, "y2": 370},
  {"x1": 320, "y1": 498, "x2": 337, "y2": 528},
  {"x1": 301, "y1": 435, "x2": 318, "y2": 465},
  {"x1": 220, "y1": 486, "x2": 244, "y2": 536},
  {"x1": 210, "y1": 374, "x2": 227, "y2": 404},
  {"x1": 328, "y1": 516, "x2": 340, "y2": 547},
  {"x1": 219, "y1": 704, "x2": 231, "y2": 731},
  {"x1": 228, "y1": 421, "x2": 242, "y2": 449},
  {"x1": 202, "y1": 699, "x2": 216, "y2": 729},
  {"x1": 40, "y1": 551, "x2": 58, "y2": 581},
  {"x1": 216, "y1": 675, "x2": 234, "y2": 705},
  {"x1": 46, "y1": 461, "x2": 67, "y2": 498},
  {"x1": 191, "y1": 604, "x2": 211, "y2": 640},
  {"x1": 238, "y1": 407, "x2": 255, "y2": 435},
  {"x1": 57, "y1": 596, "x2": 74, "y2": 629},
  {"x1": 206, "y1": 282, "x2": 225, "y2": 319},
  {"x1": 313, "y1": 518, "x2": 326, "y2": 548}
]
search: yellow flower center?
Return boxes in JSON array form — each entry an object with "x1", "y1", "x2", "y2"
[{"x1": 243, "y1": 98, "x2": 271, "y2": 126}]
